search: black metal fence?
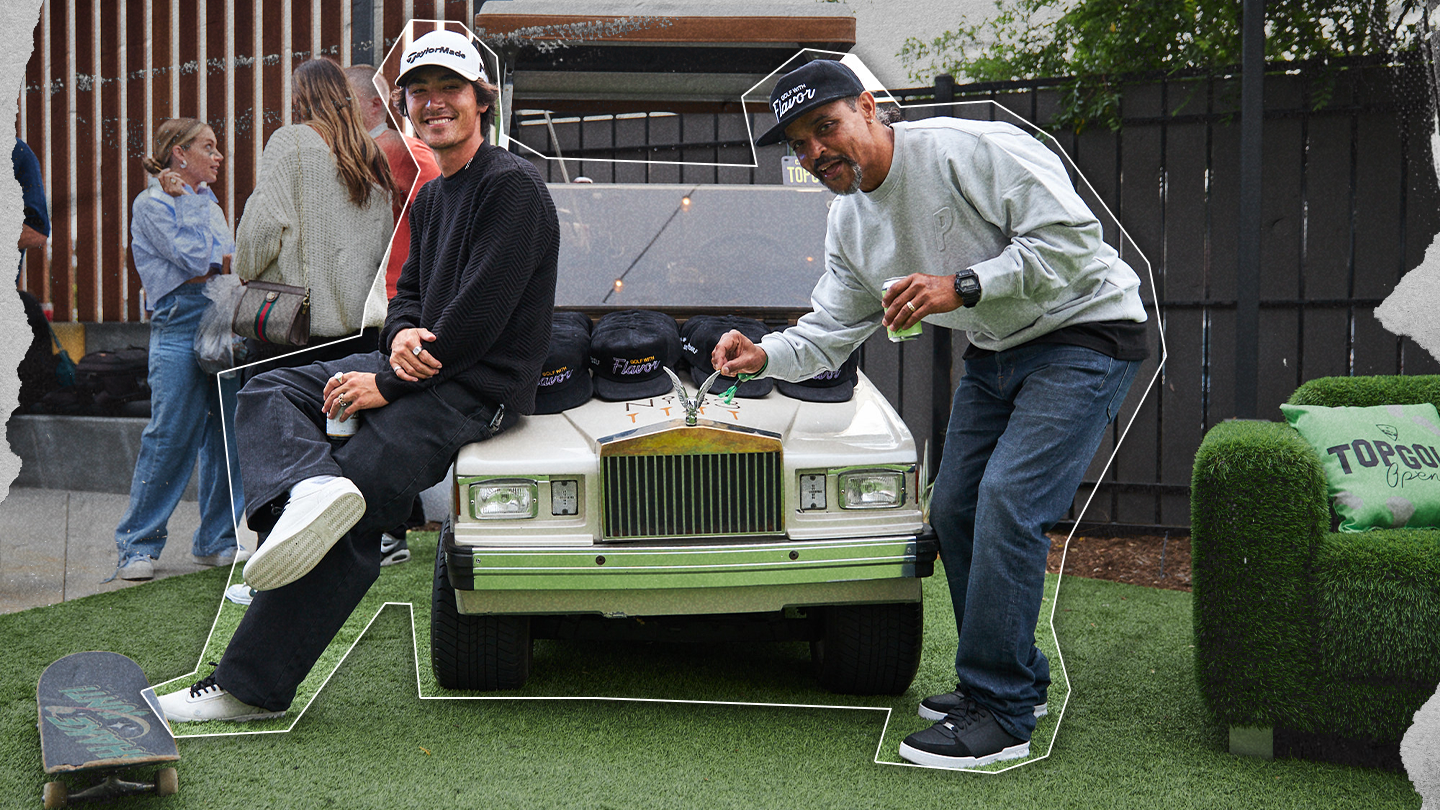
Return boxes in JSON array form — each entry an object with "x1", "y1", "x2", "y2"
[{"x1": 509, "y1": 57, "x2": 1440, "y2": 532}]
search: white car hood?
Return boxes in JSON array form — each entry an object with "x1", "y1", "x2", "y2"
[{"x1": 454, "y1": 371, "x2": 915, "y2": 476}]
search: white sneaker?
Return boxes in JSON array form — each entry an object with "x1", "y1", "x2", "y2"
[
  {"x1": 224, "y1": 582, "x2": 257, "y2": 606},
  {"x1": 243, "y1": 477, "x2": 365, "y2": 591},
  {"x1": 117, "y1": 556, "x2": 155, "y2": 581},
  {"x1": 158, "y1": 675, "x2": 284, "y2": 723},
  {"x1": 191, "y1": 547, "x2": 237, "y2": 567}
]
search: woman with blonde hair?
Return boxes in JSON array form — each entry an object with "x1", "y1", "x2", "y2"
[
  {"x1": 114, "y1": 117, "x2": 244, "y2": 580},
  {"x1": 235, "y1": 57, "x2": 396, "y2": 367}
]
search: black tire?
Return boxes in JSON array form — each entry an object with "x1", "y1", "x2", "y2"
[
  {"x1": 810, "y1": 602, "x2": 923, "y2": 695},
  {"x1": 430, "y1": 530, "x2": 532, "y2": 690}
]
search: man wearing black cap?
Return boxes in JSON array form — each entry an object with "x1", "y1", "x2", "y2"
[
  {"x1": 714, "y1": 59, "x2": 1148, "y2": 768},
  {"x1": 160, "y1": 29, "x2": 559, "y2": 722}
]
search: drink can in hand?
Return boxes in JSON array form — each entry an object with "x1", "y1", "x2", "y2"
[
  {"x1": 327, "y1": 404, "x2": 358, "y2": 442},
  {"x1": 882, "y1": 278, "x2": 923, "y2": 343}
]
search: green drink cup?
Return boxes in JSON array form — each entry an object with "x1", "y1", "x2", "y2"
[{"x1": 882, "y1": 277, "x2": 923, "y2": 342}]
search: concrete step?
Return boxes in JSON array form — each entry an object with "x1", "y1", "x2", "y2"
[{"x1": 8, "y1": 414, "x2": 200, "y2": 498}]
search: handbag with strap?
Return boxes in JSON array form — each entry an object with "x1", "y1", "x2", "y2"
[
  {"x1": 232, "y1": 280, "x2": 310, "y2": 346},
  {"x1": 231, "y1": 131, "x2": 312, "y2": 347}
]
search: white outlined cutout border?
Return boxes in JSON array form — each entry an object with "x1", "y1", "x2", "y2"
[{"x1": 165, "y1": 36, "x2": 1168, "y2": 778}]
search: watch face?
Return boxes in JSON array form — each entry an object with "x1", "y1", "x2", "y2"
[{"x1": 955, "y1": 273, "x2": 980, "y2": 306}]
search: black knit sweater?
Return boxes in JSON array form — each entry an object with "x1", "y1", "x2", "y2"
[{"x1": 376, "y1": 144, "x2": 559, "y2": 413}]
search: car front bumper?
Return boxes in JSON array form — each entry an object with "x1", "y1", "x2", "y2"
[{"x1": 442, "y1": 524, "x2": 938, "y2": 618}]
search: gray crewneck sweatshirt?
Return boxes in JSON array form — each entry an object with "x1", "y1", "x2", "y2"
[{"x1": 758, "y1": 118, "x2": 1147, "y2": 382}]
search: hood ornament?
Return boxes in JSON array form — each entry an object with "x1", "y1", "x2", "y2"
[{"x1": 664, "y1": 367, "x2": 724, "y2": 426}]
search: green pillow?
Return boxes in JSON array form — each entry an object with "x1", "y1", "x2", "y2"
[{"x1": 1280, "y1": 402, "x2": 1440, "y2": 532}]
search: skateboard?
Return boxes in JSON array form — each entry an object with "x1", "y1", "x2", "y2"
[{"x1": 37, "y1": 651, "x2": 179, "y2": 808}]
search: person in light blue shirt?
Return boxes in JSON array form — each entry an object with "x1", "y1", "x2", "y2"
[
  {"x1": 13, "y1": 138, "x2": 49, "y2": 282},
  {"x1": 113, "y1": 117, "x2": 244, "y2": 581}
]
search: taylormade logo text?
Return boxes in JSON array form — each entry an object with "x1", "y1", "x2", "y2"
[{"x1": 407, "y1": 46, "x2": 468, "y2": 64}]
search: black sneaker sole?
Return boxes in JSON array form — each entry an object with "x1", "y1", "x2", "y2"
[{"x1": 380, "y1": 548, "x2": 411, "y2": 566}]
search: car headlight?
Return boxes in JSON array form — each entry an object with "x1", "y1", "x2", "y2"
[
  {"x1": 837, "y1": 470, "x2": 905, "y2": 509},
  {"x1": 470, "y1": 479, "x2": 538, "y2": 519}
]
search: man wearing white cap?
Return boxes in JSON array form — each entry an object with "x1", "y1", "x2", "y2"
[
  {"x1": 714, "y1": 59, "x2": 1148, "y2": 768},
  {"x1": 159, "y1": 29, "x2": 559, "y2": 722}
]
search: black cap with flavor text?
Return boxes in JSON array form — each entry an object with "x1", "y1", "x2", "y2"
[
  {"x1": 776, "y1": 350, "x2": 860, "y2": 403},
  {"x1": 534, "y1": 315, "x2": 594, "y2": 415},
  {"x1": 755, "y1": 60, "x2": 866, "y2": 148},
  {"x1": 589, "y1": 310, "x2": 681, "y2": 401}
]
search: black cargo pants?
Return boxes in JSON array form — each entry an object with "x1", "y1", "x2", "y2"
[{"x1": 214, "y1": 350, "x2": 512, "y2": 711}]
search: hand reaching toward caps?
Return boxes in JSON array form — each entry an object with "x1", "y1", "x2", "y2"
[{"x1": 711, "y1": 329, "x2": 768, "y2": 377}]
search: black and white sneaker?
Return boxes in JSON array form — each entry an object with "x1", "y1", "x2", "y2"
[
  {"x1": 157, "y1": 670, "x2": 284, "y2": 723},
  {"x1": 919, "y1": 684, "x2": 1047, "y2": 722},
  {"x1": 899, "y1": 697, "x2": 1031, "y2": 769},
  {"x1": 379, "y1": 531, "x2": 411, "y2": 566}
]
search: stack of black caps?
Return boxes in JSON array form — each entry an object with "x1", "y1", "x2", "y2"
[
  {"x1": 680, "y1": 315, "x2": 774, "y2": 398},
  {"x1": 533, "y1": 312, "x2": 594, "y2": 414}
]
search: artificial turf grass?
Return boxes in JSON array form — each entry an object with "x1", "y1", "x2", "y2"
[
  {"x1": 169, "y1": 532, "x2": 1064, "y2": 771},
  {"x1": 1, "y1": 551, "x2": 1423, "y2": 809},
  {"x1": 1287, "y1": 375, "x2": 1440, "y2": 409}
]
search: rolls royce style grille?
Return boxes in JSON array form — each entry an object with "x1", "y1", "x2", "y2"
[{"x1": 602, "y1": 451, "x2": 783, "y2": 540}]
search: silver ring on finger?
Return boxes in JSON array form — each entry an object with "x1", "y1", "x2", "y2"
[{"x1": 411, "y1": 345, "x2": 422, "y2": 357}]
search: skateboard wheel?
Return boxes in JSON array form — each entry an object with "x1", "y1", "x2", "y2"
[
  {"x1": 42, "y1": 780, "x2": 67, "y2": 809},
  {"x1": 156, "y1": 768, "x2": 178, "y2": 796}
]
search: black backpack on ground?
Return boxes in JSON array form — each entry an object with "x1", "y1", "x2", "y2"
[{"x1": 74, "y1": 348, "x2": 150, "y2": 410}]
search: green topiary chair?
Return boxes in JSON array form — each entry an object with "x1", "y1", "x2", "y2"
[{"x1": 1191, "y1": 375, "x2": 1440, "y2": 763}]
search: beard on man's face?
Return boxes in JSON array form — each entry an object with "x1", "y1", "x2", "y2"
[{"x1": 813, "y1": 154, "x2": 863, "y2": 195}]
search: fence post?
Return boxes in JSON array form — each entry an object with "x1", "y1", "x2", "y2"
[
  {"x1": 930, "y1": 74, "x2": 956, "y2": 481},
  {"x1": 1236, "y1": 0, "x2": 1264, "y2": 417}
]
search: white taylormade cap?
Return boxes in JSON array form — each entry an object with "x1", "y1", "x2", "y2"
[{"x1": 396, "y1": 30, "x2": 489, "y2": 86}]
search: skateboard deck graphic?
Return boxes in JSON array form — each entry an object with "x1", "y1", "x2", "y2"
[{"x1": 37, "y1": 651, "x2": 178, "y2": 807}]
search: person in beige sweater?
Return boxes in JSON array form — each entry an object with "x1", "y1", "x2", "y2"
[{"x1": 235, "y1": 57, "x2": 395, "y2": 354}]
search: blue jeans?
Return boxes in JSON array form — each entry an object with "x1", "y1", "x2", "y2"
[
  {"x1": 114, "y1": 284, "x2": 243, "y2": 563},
  {"x1": 930, "y1": 343, "x2": 1140, "y2": 740}
]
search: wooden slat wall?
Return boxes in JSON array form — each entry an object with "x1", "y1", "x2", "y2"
[{"x1": 16, "y1": 0, "x2": 475, "y2": 322}]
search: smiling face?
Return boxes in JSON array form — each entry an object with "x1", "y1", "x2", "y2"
[
  {"x1": 403, "y1": 66, "x2": 487, "y2": 168},
  {"x1": 173, "y1": 126, "x2": 223, "y2": 188},
  {"x1": 783, "y1": 93, "x2": 893, "y2": 195}
]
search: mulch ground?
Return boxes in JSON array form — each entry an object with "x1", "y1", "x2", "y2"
[{"x1": 1046, "y1": 532, "x2": 1192, "y2": 592}]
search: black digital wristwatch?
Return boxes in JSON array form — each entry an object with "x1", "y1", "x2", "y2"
[{"x1": 954, "y1": 270, "x2": 981, "y2": 308}]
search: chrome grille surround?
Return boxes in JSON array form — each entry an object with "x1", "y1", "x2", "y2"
[{"x1": 598, "y1": 420, "x2": 783, "y2": 541}]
